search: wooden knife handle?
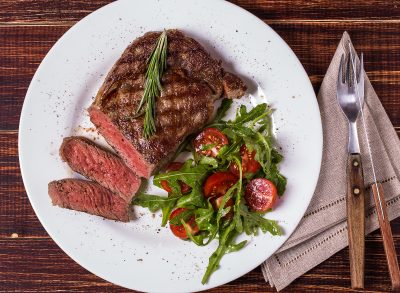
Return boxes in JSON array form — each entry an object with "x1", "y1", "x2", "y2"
[
  {"x1": 371, "y1": 183, "x2": 400, "y2": 289},
  {"x1": 347, "y1": 153, "x2": 365, "y2": 289}
]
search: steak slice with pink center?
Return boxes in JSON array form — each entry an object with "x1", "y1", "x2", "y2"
[
  {"x1": 48, "y1": 179, "x2": 130, "y2": 222},
  {"x1": 60, "y1": 136, "x2": 141, "y2": 202}
]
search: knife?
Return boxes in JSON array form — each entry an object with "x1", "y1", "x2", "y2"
[
  {"x1": 336, "y1": 50, "x2": 365, "y2": 289},
  {"x1": 348, "y1": 49, "x2": 400, "y2": 290}
]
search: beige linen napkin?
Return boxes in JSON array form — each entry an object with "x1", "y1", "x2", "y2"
[{"x1": 262, "y1": 32, "x2": 400, "y2": 291}]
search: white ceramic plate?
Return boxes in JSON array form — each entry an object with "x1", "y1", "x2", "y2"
[{"x1": 19, "y1": 0, "x2": 322, "y2": 292}]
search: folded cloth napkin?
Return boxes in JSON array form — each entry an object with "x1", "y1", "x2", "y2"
[{"x1": 262, "y1": 31, "x2": 400, "y2": 291}]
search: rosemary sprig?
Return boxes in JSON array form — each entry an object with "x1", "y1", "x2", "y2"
[{"x1": 136, "y1": 30, "x2": 168, "y2": 138}]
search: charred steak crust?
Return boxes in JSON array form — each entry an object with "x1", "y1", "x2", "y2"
[
  {"x1": 90, "y1": 29, "x2": 247, "y2": 178},
  {"x1": 60, "y1": 136, "x2": 141, "y2": 202},
  {"x1": 48, "y1": 179, "x2": 130, "y2": 222}
]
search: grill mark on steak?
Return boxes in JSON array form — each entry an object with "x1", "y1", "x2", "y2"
[
  {"x1": 59, "y1": 137, "x2": 141, "y2": 202},
  {"x1": 48, "y1": 179, "x2": 130, "y2": 222},
  {"x1": 90, "y1": 29, "x2": 246, "y2": 178}
]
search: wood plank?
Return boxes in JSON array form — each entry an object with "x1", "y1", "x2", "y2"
[
  {"x1": 0, "y1": 25, "x2": 69, "y2": 130},
  {"x1": 0, "y1": 1, "x2": 108, "y2": 23},
  {"x1": 0, "y1": 131, "x2": 48, "y2": 237},
  {"x1": 0, "y1": 236, "x2": 396, "y2": 292},
  {"x1": 232, "y1": 0, "x2": 400, "y2": 22},
  {"x1": 1, "y1": 1, "x2": 400, "y2": 23},
  {"x1": 1, "y1": 22, "x2": 400, "y2": 130}
]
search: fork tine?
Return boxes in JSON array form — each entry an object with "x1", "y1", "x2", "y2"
[
  {"x1": 345, "y1": 54, "x2": 350, "y2": 84},
  {"x1": 338, "y1": 54, "x2": 344, "y2": 85},
  {"x1": 359, "y1": 53, "x2": 365, "y2": 105},
  {"x1": 348, "y1": 47, "x2": 356, "y2": 87}
]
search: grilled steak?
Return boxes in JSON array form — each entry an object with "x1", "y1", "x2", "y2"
[
  {"x1": 89, "y1": 29, "x2": 246, "y2": 178},
  {"x1": 48, "y1": 179, "x2": 130, "y2": 222},
  {"x1": 60, "y1": 136, "x2": 141, "y2": 202}
]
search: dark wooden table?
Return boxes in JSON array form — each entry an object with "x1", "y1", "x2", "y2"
[{"x1": 1, "y1": 1, "x2": 400, "y2": 292}]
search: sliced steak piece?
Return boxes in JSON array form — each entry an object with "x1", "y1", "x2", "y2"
[
  {"x1": 89, "y1": 29, "x2": 247, "y2": 178},
  {"x1": 60, "y1": 136, "x2": 141, "y2": 202},
  {"x1": 48, "y1": 179, "x2": 130, "y2": 222}
]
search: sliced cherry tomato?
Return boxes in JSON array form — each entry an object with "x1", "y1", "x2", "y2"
[
  {"x1": 211, "y1": 196, "x2": 234, "y2": 220},
  {"x1": 229, "y1": 145, "x2": 261, "y2": 177},
  {"x1": 245, "y1": 178, "x2": 277, "y2": 212},
  {"x1": 160, "y1": 162, "x2": 191, "y2": 194},
  {"x1": 169, "y1": 208, "x2": 199, "y2": 239},
  {"x1": 193, "y1": 128, "x2": 228, "y2": 157},
  {"x1": 203, "y1": 172, "x2": 238, "y2": 198}
]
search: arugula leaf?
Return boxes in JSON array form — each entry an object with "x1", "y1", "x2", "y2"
[
  {"x1": 183, "y1": 222, "x2": 217, "y2": 247},
  {"x1": 271, "y1": 148, "x2": 283, "y2": 164},
  {"x1": 213, "y1": 98, "x2": 233, "y2": 122},
  {"x1": 182, "y1": 203, "x2": 219, "y2": 247},
  {"x1": 267, "y1": 149, "x2": 287, "y2": 195},
  {"x1": 176, "y1": 185, "x2": 206, "y2": 209},
  {"x1": 265, "y1": 164, "x2": 287, "y2": 196},
  {"x1": 214, "y1": 141, "x2": 240, "y2": 167},
  {"x1": 132, "y1": 193, "x2": 180, "y2": 226},
  {"x1": 215, "y1": 183, "x2": 236, "y2": 227},
  {"x1": 154, "y1": 160, "x2": 212, "y2": 194},
  {"x1": 201, "y1": 221, "x2": 239, "y2": 284},
  {"x1": 226, "y1": 240, "x2": 247, "y2": 253},
  {"x1": 199, "y1": 143, "x2": 217, "y2": 151},
  {"x1": 184, "y1": 178, "x2": 241, "y2": 249},
  {"x1": 133, "y1": 193, "x2": 176, "y2": 212},
  {"x1": 227, "y1": 155, "x2": 244, "y2": 234},
  {"x1": 233, "y1": 103, "x2": 270, "y2": 125},
  {"x1": 240, "y1": 202, "x2": 282, "y2": 236},
  {"x1": 198, "y1": 156, "x2": 219, "y2": 168},
  {"x1": 195, "y1": 203, "x2": 215, "y2": 231},
  {"x1": 169, "y1": 209, "x2": 194, "y2": 225}
]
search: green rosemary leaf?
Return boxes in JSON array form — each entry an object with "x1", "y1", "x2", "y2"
[{"x1": 136, "y1": 30, "x2": 168, "y2": 138}]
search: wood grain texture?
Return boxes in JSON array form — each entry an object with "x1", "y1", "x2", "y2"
[
  {"x1": 0, "y1": 131, "x2": 48, "y2": 238},
  {"x1": 346, "y1": 154, "x2": 366, "y2": 288},
  {"x1": 2, "y1": 0, "x2": 400, "y2": 292},
  {"x1": 0, "y1": 25, "x2": 69, "y2": 130},
  {"x1": 1, "y1": 0, "x2": 400, "y2": 23},
  {"x1": 372, "y1": 183, "x2": 400, "y2": 289}
]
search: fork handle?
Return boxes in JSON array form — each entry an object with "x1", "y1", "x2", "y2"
[
  {"x1": 347, "y1": 153, "x2": 365, "y2": 289},
  {"x1": 371, "y1": 183, "x2": 400, "y2": 289}
]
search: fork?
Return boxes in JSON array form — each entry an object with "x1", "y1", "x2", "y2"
[{"x1": 336, "y1": 52, "x2": 365, "y2": 289}]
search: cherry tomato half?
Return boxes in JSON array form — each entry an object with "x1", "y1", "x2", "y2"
[
  {"x1": 245, "y1": 178, "x2": 277, "y2": 212},
  {"x1": 229, "y1": 145, "x2": 261, "y2": 177},
  {"x1": 160, "y1": 162, "x2": 192, "y2": 194},
  {"x1": 169, "y1": 208, "x2": 199, "y2": 239},
  {"x1": 203, "y1": 172, "x2": 238, "y2": 198},
  {"x1": 193, "y1": 128, "x2": 228, "y2": 157}
]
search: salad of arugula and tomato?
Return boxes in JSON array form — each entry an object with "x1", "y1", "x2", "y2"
[{"x1": 133, "y1": 99, "x2": 286, "y2": 284}]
